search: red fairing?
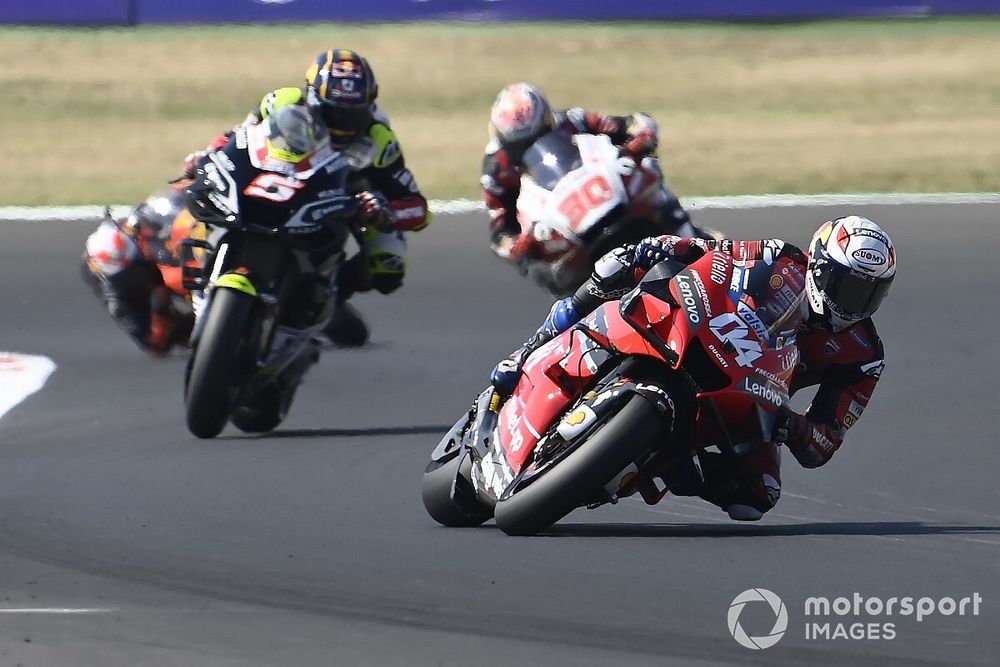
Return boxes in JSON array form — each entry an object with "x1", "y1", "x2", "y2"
[
  {"x1": 388, "y1": 194, "x2": 430, "y2": 231},
  {"x1": 497, "y1": 251, "x2": 799, "y2": 480}
]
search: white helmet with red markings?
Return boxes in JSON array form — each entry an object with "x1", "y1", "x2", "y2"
[
  {"x1": 85, "y1": 221, "x2": 139, "y2": 276},
  {"x1": 806, "y1": 215, "x2": 896, "y2": 332},
  {"x1": 489, "y1": 82, "x2": 554, "y2": 154}
]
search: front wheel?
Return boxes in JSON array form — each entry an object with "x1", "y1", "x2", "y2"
[
  {"x1": 185, "y1": 288, "x2": 255, "y2": 439},
  {"x1": 494, "y1": 394, "x2": 667, "y2": 536},
  {"x1": 422, "y1": 451, "x2": 493, "y2": 527}
]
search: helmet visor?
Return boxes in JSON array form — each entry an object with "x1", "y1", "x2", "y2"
[
  {"x1": 319, "y1": 102, "x2": 373, "y2": 138},
  {"x1": 814, "y1": 260, "x2": 892, "y2": 318}
]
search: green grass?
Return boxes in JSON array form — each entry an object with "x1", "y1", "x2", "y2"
[{"x1": 1, "y1": 19, "x2": 999, "y2": 205}]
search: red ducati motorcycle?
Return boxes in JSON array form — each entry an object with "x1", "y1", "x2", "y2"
[{"x1": 422, "y1": 251, "x2": 806, "y2": 535}]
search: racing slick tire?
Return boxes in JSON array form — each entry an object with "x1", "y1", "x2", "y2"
[
  {"x1": 494, "y1": 394, "x2": 666, "y2": 536},
  {"x1": 185, "y1": 288, "x2": 254, "y2": 439}
]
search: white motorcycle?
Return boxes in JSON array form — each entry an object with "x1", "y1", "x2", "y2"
[{"x1": 499, "y1": 129, "x2": 672, "y2": 296}]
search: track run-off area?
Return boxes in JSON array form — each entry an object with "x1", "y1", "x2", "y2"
[{"x1": 0, "y1": 200, "x2": 997, "y2": 665}]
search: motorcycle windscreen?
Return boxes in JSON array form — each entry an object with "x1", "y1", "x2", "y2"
[{"x1": 521, "y1": 131, "x2": 582, "y2": 191}]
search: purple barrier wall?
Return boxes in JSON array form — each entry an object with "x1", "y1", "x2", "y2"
[
  {"x1": 0, "y1": 0, "x2": 129, "y2": 23},
  {"x1": 2, "y1": 0, "x2": 999, "y2": 24}
]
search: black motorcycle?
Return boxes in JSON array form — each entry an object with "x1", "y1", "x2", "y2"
[{"x1": 182, "y1": 113, "x2": 360, "y2": 439}]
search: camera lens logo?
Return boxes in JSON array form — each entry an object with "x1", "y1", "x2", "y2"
[{"x1": 728, "y1": 588, "x2": 788, "y2": 649}]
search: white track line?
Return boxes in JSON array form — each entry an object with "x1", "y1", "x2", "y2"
[
  {"x1": 0, "y1": 608, "x2": 116, "y2": 614},
  {"x1": 0, "y1": 192, "x2": 998, "y2": 222},
  {"x1": 0, "y1": 353, "x2": 57, "y2": 422}
]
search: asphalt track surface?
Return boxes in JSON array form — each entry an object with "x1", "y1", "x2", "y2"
[{"x1": 0, "y1": 204, "x2": 997, "y2": 666}]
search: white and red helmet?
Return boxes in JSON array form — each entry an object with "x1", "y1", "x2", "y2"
[
  {"x1": 85, "y1": 221, "x2": 139, "y2": 277},
  {"x1": 806, "y1": 216, "x2": 896, "y2": 332},
  {"x1": 489, "y1": 82, "x2": 553, "y2": 151}
]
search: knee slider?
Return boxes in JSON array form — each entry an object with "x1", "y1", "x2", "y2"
[{"x1": 367, "y1": 252, "x2": 405, "y2": 294}]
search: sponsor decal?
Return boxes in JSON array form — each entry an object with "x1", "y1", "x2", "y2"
[
  {"x1": 729, "y1": 260, "x2": 748, "y2": 302},
  {"x1": 707, "y1": 343, "x2": 730, "y2": 368},
  {"x1": 824, "y1": 338, "x2": 841, "y2": 354},
  {"x1": 778, "y1": 347, "x2": 800, "y2": 374},
  {"x1": 851, "y1": 247, "x2": 887, "y2": 267},
  {"x1": 743, "y1": 377, "x2": 786, "y2": 408},
  {"x1": 769, "y1": 274, "x2": 784, "y2": 289},
  {"x1": 850, "y1": 328, "x2": 872, "y2": 350},
  {"x1": 674, "y1": 272, "x2": 703, "y2": 325},
  {"x1": 861, "y1": 359, "x2": 884, "y2": 378},
  {"x1": 737, "y1": 301, "x2": 768, "y2": 341},
  {"x1": 557, "y1": 405, "x2": 598, "y2": 441},
  {"x1": 710, "y1": 252, "x2": 729, "y2": 285},
  {"x1": 852, "y1": 227, "x2": 891, "y2": 246},
  {"x1": 688, "y1": 269, "x2": 713, "y2": 319},
  {"x1": 306, "y1": 202, "x2": 350, "y2": 221},
  {"x1": 811, "y1": 427, "x2": 835, "y2": 453}
]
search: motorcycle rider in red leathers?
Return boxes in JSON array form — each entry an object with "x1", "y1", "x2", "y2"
[
  {"x1": 184, "y1": 49, "x2": 430, "y2": 347},
  {"x1": 491, "y1": 215, "x2": 896, "y2": 521},
  {"x1": 481, "y1": 82, "x2": 704, "y2": 262}
]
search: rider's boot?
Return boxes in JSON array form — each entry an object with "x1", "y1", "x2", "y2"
[
  {"x1": 490, "y1": 296, "x2": 581, "y2": 396},
  {"x1": 324, "y1": 300, "x2": 370, "y2": 348}
]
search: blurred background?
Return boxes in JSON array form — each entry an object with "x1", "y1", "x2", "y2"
[{"x1": 1, "y1": 2, "x2": 998, "y2": 205}]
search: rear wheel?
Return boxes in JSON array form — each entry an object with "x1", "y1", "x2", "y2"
[
  {"x1": 422, "y1": 451, "x2": 493, "y2": 527},
  {"x1": 185, "y1": 288, "x2": 255, "y2": 439},
  {"x1": 494, "y1": 394, "x2": 667, "y2": 536}
]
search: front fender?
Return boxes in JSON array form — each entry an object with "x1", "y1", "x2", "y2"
[
  {"x1": 214, "y1": 272, "x2": 258, "y2": 297},
  {"x1": 555, "y1": 377, "x2": 675, "y2": 443},
  {"x1": 190, "y1": 279, "x2": 259, "y2": 347}
]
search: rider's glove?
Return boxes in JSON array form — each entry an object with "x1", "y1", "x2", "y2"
[
  {"x1": 356, "y1": 191, "x2": 397, "y2": 232},
  {"x1": 636, "y1": 235, "x2": 710, "y2": 269},
  {"x1": 634, "y1": 236, "x2": 673, "y2": 270},
  {"x1": 182, "y1": 151, "x2": 208, "y2": 179},
  {"x1": 623, "y1": 113, "x2": 659, "y2": 158}
]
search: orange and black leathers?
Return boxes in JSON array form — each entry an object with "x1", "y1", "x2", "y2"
[{"x1": 481, "y1": 108, "x2": 689, "y2": 244}]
